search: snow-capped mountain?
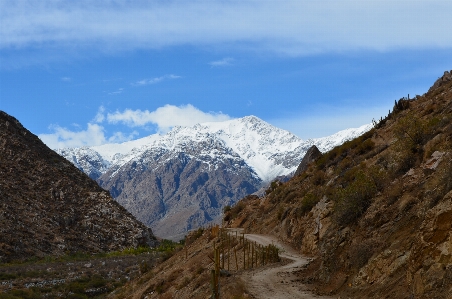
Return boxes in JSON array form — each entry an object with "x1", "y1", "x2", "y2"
[
  {"x1": 311, "y1": 124, "x2": 374, "y2": 153},
  {"x1": 56, "y1": 116, "x2": 372, "y2": 240},
  {"x1": 58, "y1": 116, "x2": 371, "y2": 182}
]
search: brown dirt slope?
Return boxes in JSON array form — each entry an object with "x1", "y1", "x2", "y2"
[
  {"x1": 226, "y1": 70, "x2": 452, "y2": 298},
  {"x1": 0, "y1": 111, "x2": 156, "y2": 263}
]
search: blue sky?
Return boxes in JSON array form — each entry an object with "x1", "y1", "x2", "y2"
[{"x1": 1, "y1": 1, "x2": 451, "y2": 149}]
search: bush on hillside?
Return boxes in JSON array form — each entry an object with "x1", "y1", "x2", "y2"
[
  {"x1": 312, "y1": 170, "x2": 325, "y2": 186},
  {"x1": 223, "y1": 201, "x2": 246, "y2": 221},
  {"x1": 333, "y1": 171, "x2": 377, "y2": 226},
  {"x1": 299, "y1": 193, "x2": 320, "y2": 216},
  {"x1": 393, "y1": 115, "x2": 436, "y2": 154},
  {"x1": 265, "y1": 180, "x2": 281, "y2": 195}
]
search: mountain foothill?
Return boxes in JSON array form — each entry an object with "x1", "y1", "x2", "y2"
[{"x1": 0, "y1": 111, "x2": 157, "y2": 263}]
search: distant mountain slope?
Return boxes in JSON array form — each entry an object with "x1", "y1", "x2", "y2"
[
  {"x1": 0, "y1": 111, "x2": 156, "y2": 263},
  {"x1": 56, "y1": 116, "x2": 371, "y2": 239}
]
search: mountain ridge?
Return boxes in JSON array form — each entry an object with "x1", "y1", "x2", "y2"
[
  {"x1": 56, "y1": 116, "x2": 372, "y2": 183},
  {"x1": 55, "y1": 116, "x2": 372, "y2": 239}
]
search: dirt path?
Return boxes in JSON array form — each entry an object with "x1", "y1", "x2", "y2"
[{"x1": 241, "y1": 233, "x2": 333, "y2": 299}]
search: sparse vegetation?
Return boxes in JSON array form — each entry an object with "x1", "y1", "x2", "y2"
[
  {"x1": 185, "y1": 227, "x2": 204, "y2": 245},
  {"x1": 348, "y1": 239, "x2": 380, "y2": 269},
  {"x1": 223, "y1": 201, "x2": 246, "y2": 221},
  {"x1": 299, "y1": 193, "x2": 320, "y2": 216},
  {"x1": 0, "y1": 241, "x2": 183, "y2": 298},
  {"x1": 333, "y1": 170, "x2": 377, "y2": 226},
  {"x1": 265, "y1": 180, "x2": 282, "y2": 195}
]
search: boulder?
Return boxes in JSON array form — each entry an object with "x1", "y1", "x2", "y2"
[{"x1": 294, "y1": 145, "x2": 321, "y2": 176}]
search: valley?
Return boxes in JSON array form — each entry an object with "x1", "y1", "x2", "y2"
[{"x1": 1, "y1": 70, "x2": 451, "y2": 298}]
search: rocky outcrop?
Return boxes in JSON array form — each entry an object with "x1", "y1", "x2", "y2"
[
  {"x1": 294, "y1": 145, "x2": 321, "y2": 176},
  {"x1": 429, "y1": 70, "x2": 452, "y2": 92},
  {"x1": 0, "y1": 111, "x2": 157, "y2": 263},
  {"x1": 406, "y1": 188, "x2": 452, "y2": 296}
]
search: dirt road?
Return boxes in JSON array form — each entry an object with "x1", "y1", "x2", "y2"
[{"x1": 241, "y1": 233, "x2": 333, "y2": 299}]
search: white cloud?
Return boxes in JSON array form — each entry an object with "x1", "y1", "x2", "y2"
[
  {"x1": 1, "y1": 1, "x2": 451, "y2": 55},
  {"x1": 209, "y1": 57, "x2": 234, "y2": 67},
  {"x1": 108, "y1": 131, "x2": 139, "y2": 143},
  {"x1": 39, "y1": 123, "x2": 108, "y2": 149},
  {"x1": 108, "y1": 88, "x2": 124, "y2": 95},
  {"x1": 38, "y1": 122, "x2": 139, "y2": 149},
  {"x1": 107, "y1": 104, "x2": 231, "y2": 132},
  {"x1": 93, "y1": 106, "x2": 106, "y2": 123},
  {"x1": 133, "y1": 75, "x2": 181, "y2": 86},
  {"x1": 61, "y1": 77, "x2": 71, "y2": 82},
  {"x1": 38, "y1": 104, "x2": 231, "y2": 148}
]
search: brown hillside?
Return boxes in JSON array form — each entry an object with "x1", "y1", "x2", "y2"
[
  {"x1": 225, "y1": 70, "x2": 452, "y2": 298},
  {"x1": 0, "y1": 111, "x2": 156, "y2": 263}
]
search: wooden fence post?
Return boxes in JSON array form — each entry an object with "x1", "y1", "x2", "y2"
[
  {"x1": 221, "y1": 246, "x2": 225, "y2": 270},
  {"x1": 243, "y1": 238, "x2": 246, "y2": 270},
  {"x1": 234, "y1": 247, "x2": 238, "y2": 271},
  {"x1": 251, "y1": 242, "x2": 254, "y2": 268},
  {"x1": 211, "y1": 269, "x2": 217, "y2": 299}
]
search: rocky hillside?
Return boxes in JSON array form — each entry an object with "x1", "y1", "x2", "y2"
[
  {"x1": 225, "y1": 70, "x2": 452, "y2": 298},
  {"x1": 0, "y1": 111, "x2": 156, "y2": 263},
  {"x1": 57, "y1": 117, "x2": 371, "y2": 240}
]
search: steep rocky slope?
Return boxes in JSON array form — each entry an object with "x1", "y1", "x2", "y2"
[
  {"x1": 99, "y1": 144, "x2": 261, "y2": 240},
  {"x1": 0, "y1": 111, "x2": 156, "y2": 263},
  {"x1": 57, "y1": 117, "x2": 371, "y2": 240},
  {"x1": 225, "y1": 70, "x2": 452, "y2": 298}
]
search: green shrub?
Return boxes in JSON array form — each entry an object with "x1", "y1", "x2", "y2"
[
  {"x1": 265, "y1": 180, "x2": 281, "y2": 195},
  {"x1": 1, "y1": 290, "x2": 42, "y2": 299},
  {"x1": 186, "y1": 228, "x2": 204, "y2": 245},
  {"x1": 333, "y1": 171, "x2": 377, "y2": 226},
  {"x1": 225, "y1": 201, "x2": 246, "y2": 220},
  {"x1": 348, "y1": 240, "x2": 377, "y2": 269},
  {"x1": 366, "y1": 165, "x2": 388, "y2": 192},
  {"x1": 394, "y1": 115, "x2": 431, "y2": 154},
  {"x1": 299, "y1": 193, "x2": 320, "y2": 216},
  {"x1": 283, "y1": 187, "x2": 307, "y2": 203},
  {"x1": 312, "y1": 170, "x2": 325, "y2": 186},
  {"x1": 157, "y1": 239, "x2": 179, "y2": 252},
  {"x1": 355, "y1": 139, "x2": 375, "y2": 155},
  {"x1": 223, "y1": 205, "x2": 231, "y2": 213},
  {"x1": 0, "y1": 273, "x2": 17, "y2": 280},
  {"x1": 395, "y1": 151, "x2": 418, "y2": 175}
]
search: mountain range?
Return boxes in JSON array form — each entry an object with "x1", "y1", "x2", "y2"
[{"x1": 56, "y1": 116, "x2": 372, "y2": 239}]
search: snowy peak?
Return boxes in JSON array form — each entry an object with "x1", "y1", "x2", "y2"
[
  {"x1": 313, "y1": 123, "x2": 373, "y2": 153},
  {"x1": 152, "y1": 116, "x2": 304, "y2": 181},
  {"x1": 56, "y1": 116, "x2": 372, "y2": 183},
  {"x1": 56, "y1": 147, "x2": 110, "y2": 180}
]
